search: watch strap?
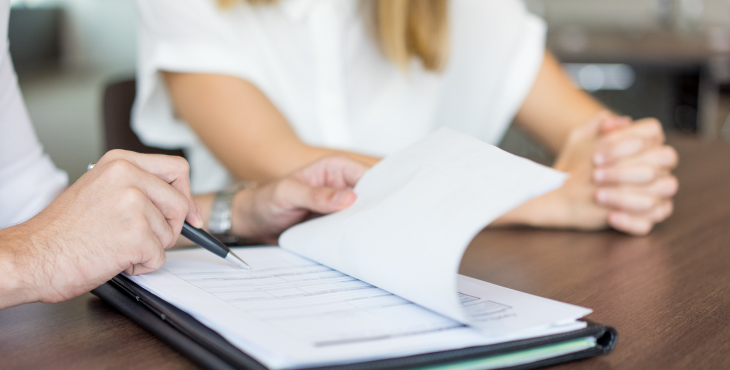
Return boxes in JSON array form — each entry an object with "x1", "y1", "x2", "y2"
[{"x1": 208, "y1": 182, "x2": 256, "y2": 245}]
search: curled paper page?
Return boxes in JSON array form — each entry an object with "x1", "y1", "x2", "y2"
[{"x1": 280, "y1": 128, "x2": 575, "y2": 332}]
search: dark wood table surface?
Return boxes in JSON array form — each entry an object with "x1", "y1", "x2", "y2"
[{"x1": 2, "y1": 135, "x2": 730, "y2": 369}]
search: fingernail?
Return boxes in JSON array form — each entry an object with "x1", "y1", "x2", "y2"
[
  {"x1": 196, "y1": 204, "x2": 203, "y2": 227},
  {"x1": 596, "y1": 189, "x2": 609, "y2": 204},
  {"x1": 593, "y1": 153, "x2": 606, "y2": 165},
  {"x1": 593, "y1": 169, "x2": 606, "y2": 183},
  {"x1": 333, "y1": 191, "x2": 355, "y2": 207}
]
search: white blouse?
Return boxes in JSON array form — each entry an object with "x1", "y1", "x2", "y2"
[
  {"x1": 0, "y1": 1, "x2": 68, "y2": 229},
  {"x1": 134, "y1": 0, "x2": 546, "y2": 193}
]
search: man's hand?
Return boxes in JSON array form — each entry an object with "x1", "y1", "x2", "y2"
[
  {"x1": 591, "y1": 116, "x2": 679, "y2": 234},
  {"x1": 0, "y1": 150, "x2": 200, "y2": 308},
  {"x1": 230, "y1": 156, "x2": 369, "y2": 244}
]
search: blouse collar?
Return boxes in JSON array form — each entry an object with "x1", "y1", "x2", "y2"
[{"x1": 280, "y1": 0, "x2": 358, "y2": 24}]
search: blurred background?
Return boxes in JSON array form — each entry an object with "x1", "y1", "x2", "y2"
[{"x1": 8, "y1": 0, "x2": 730, "y2": 181}]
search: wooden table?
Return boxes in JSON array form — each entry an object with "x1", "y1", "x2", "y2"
[{"x1": 2, "y1": 135, "x2": 730, "y2": 369}]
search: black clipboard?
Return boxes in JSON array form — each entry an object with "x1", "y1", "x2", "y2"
[{"x1": 92, "y1": 275, "x2": 617, "y2": 370}]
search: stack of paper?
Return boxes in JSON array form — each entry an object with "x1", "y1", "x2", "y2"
[{"x1": 129, "y1": 129, "x2": 593, "y2": 369}]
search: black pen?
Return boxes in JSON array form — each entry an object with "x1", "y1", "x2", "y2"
[
  {"x1": 87, "y1": 162, "x2": 250, "y2": 270},
  {"x1": 181, "y1": 222, "x2": 250, "y2": 270}
]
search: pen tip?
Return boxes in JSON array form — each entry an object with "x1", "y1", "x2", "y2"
[{"x1": 226, "y1": 252, "x2": 251, "y2": 270}]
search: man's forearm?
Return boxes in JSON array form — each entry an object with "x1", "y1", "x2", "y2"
[{"x1": 0, "y1": 224, "x2": 40, "y2": 309}]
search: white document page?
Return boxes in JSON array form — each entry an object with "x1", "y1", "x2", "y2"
[
  {"x1": 280, "y1": 128, "x2": 571, "y2": 329},
  {"x1": 129, "y1": 247, "x2": 590, "y2": 370}
]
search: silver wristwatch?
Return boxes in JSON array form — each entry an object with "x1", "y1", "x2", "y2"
[{"x1": 208, "y1": 182, "x2": 256, "y2": 245}]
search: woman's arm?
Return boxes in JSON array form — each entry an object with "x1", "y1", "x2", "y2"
[
  {"x1": 164, "y1": 72, "x2": 379, "y2": 183},
  {"x1": 513, "y1": 52, "x2": 606, "y2": 154},
  {"x1": 504, "y1": 51, "x2": 679, "y2": 235}
]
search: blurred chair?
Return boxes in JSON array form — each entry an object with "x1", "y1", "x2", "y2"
[{"x1": 103, "y1": 79, "x2": 185, "y2": 158}]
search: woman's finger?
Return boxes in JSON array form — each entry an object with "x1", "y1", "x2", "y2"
[
  {"x1": 642, "y1": 176, "x2": 679, "y2": 198},
  {"x1": 600, "y1": 145, "x2": 678, "y2": 169},
  {"x1": 595, "y1": 175, "x2": 678, "y2": 202},
  {"x1": 275, "y1": 178, "x2": 357, "y2": 215},
  {"x1": 594, "y1": 146, "x2": 678, "y2": 185},
  {"x1": 606, "y1": 198, "x2": 673, "y2": 236},
  {"x1": 595, "y1": 187, "x2": 660, "y2": 213},
  {"x1": 599, "y1": 115, "x2": 632, "y2": 134},
  {"x1": 607, "y1": 211, "x2": 654, "y2": 236},
  {"x1": 594, "y1": 166, "x2": 666, "y2": 185},
  {"x1": 594, "y1": 118, "x2": 665, "y2": 165},
  {"x1": 296, "y1": 155, "x2": 370, "y2": 189},
  {"x1": 323, "y1": 156, "x2": 370, "y2": 188},
  {"x1": 646, "y1": 199, "x2": 674, "y2": 223},
  {"x1": 595, "y1": 176, "x2": 678, "y2": 212}
]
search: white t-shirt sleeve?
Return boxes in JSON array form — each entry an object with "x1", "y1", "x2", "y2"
[
  {"x1": 0, "y1": 4, "x2": 68, "y2": 229},
  {"x1": 133, "y1": 0, "x2": 263, "y2": 149},
  {"x1": 134, "y1": 0, "x2": 276, "y2": 193},
  {"x1": 437, "y1": 0, "x2": 547, "y2": 145}
]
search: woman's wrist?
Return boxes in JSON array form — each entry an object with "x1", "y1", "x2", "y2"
[
  {"x1": 193, "y1": 184, "x2": 262, "y2": 245},
  {"x1": 493, "y1": 180, "x2": 611, "y2": 232},
  {"x1": 229, "y1": 189, "x2": 264, "y2": 243},
  {"x1": 491, "y1": 189, "x2": 571, "y2": 229}
]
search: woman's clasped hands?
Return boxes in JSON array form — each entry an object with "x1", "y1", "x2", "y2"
[
  {"x1": 590, "y1": 114, "x2": 679, "y2": 235},
  {"x1": 499, "y1": 111, "x2": 678, "y2": 236}
]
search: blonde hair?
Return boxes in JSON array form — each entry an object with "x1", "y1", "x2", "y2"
[{"x1": 217, "y1": 0, "x2": 449, "y2": 71}]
